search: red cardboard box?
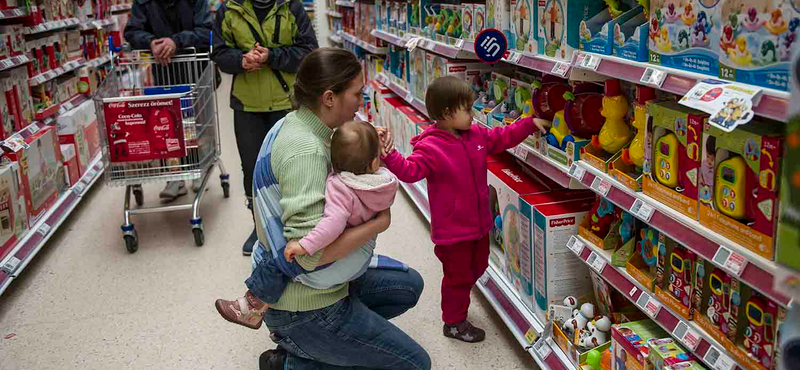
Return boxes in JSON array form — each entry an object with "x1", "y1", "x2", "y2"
[{"x1": 60, "y1": 144, "x2": 80, "y2": 186}]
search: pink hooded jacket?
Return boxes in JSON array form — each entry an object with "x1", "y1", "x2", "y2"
[
  {"x1": 299, "y1": 167, "x2": 399, "y2": 254},
  {"x1": 383, "y1": 117, "x2": 538, "y2": 245}
]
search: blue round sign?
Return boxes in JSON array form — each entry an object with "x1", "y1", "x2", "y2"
[{"x1": 474, "y1": 29, "x2": 508, "y2": 64}]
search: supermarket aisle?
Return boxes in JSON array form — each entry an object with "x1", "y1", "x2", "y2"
[{"x1": 0, "y1": 74, "x2": 535, "y2": 369}]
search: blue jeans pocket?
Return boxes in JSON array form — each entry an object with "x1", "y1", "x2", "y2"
[{"x1": 271, "y1": 333, "x2": 315, "y2": 360}]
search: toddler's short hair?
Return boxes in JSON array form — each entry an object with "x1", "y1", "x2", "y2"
[
  {"x1": 425, "y1": 75, "x2": 474, "y2": 121},
  {"x1": 331, "y1": 120, "x2": 380, "y2": 175}
]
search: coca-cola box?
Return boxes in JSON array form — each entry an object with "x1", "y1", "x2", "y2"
[
  {"x1": 57, "y1": 100, "x2": 98, "y2": 176},
  {"x1": 103, "y1": 95, "x2": 186, "y2": 162},
  {"x1": 0, "y1": 160, "x2": 26, "y2": 263}
]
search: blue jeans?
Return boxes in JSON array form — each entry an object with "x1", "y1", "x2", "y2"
[{"x1": 263, "y1": 268, "x2": 431, "y2": 370}]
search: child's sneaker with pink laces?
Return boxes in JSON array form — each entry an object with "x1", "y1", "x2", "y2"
[{"x1": 215, "y1": 291, "x2": 268, "y2": 329}]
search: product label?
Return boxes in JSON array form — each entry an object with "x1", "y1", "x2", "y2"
[{"x1": 103, "y1": 98, "x2": 186, "y2": 162}]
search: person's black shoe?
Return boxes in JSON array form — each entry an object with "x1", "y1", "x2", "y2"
[
  {"x1": 259, "y1": 348, "x2": 287, "y2": 370},
  {"x1": 243, "y1": 229, "x2": 257, "y2": 256}
]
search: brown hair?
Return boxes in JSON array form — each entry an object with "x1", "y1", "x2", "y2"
[
  {"x1": 293, "y1": 48, "x2": 363, "y2": 109},
  {"x1": 425, "y1": 75, "x2": 474, "y2": 121},
  {"x1": 331, "y1": 121, "x2": 380, "y2": 175}
]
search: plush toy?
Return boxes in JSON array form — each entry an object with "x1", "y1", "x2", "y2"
[
  {"x1": 564, "y1": 296, "x2": 579, "y2": 310},
  {"x1": 563, "y1": 303, "x2": 595, "y2": 336},
  {"x1": 589, "y1": 198, "x2": 616, "y2": 238},
  {"x1": 579, "y1": 316, "x2": 612, "y2": 349},
  {"x1": 619, "y1": 211, "x2": 635, "y2": 244}
]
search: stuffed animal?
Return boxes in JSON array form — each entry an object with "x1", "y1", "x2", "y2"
[
  {"x1": 563, "y1": 303, "x2": 595, "y2": 337},
  {"x1": 564, "y1": 296, "x2": 579, "y2": 310},
  {"x1": 579, "y1": 316, "x2": 612, "y2": 349}
]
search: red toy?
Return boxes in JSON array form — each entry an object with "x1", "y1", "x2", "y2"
[
  {"x1": 668, "y1": 245, "x2": 696, "y2": 308},
  {"x1": 744, "y1": 294, "x2": 777, "y2": 368},
  {"x1": 588, "y1": 198, "x2": 617, "y2": 239},
  {"x1": 531, "y1": 76, "x2": 570, "y2": 121},
  {"x1": 564, "y1": 83, "x2": 605, "y2": 139}
]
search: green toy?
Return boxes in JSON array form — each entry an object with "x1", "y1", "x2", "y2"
[
  {"x1": 448, "y1": 12, "x2": 462, "y2": 38},
  {"x1": 603, "y1": 0, "x2": 630, "y2": 19}
]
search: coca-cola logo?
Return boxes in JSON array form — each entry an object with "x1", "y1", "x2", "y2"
[
  {"x1": 108, "y1": 102, "x2": 126, "y2": 108},
  {"x1": 152, "y1": 124, "x2": 170, "y2": 132}
]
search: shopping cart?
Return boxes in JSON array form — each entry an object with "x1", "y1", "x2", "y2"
[{"x1": 95, "y1": 41, "x2": 229, "y2": 253}]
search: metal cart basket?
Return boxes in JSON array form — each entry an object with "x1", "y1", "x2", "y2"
[{"x1": 94, "y1": 48, "x2": 229, "y2": 253}]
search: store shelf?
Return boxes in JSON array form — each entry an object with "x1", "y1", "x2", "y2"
[
  {"x1": 24, "y1": 18, "x2": 80, "y2": 35},
  {"x1": 372, "y1": 29, "x2": 477, "y2": 60},
  {"x1": 326, "y1": 10, "x2": 342, "y2": 18},
  {"x1": 568, "y1": 161, "x2": 790, "y2": 307},
  {"x1": 0, "y1": 55, "x2": 31, "y2": 72},
  {"x1": 28, "y1": 59, "x2": 85, "y2": 86},
  {"x1": 507, "y1": 142, "x2": 584, "y2": 189},
  {"x1": 36, "y1": 94, "x2": 90, "y2": 123},
  {"x1": 86, "y1": 54, "x2": 112, "y2": 68},
  {"x1": 375, "y1": 73, "x2": 428, "y2": 117},
  {"x1": 340, "y1": 31, "x2": 387, "y2": 55},
  {"x1": 371, "y1": 29, "x2": 405, "y2": 47},
  {"x1": 0, "y1": 153, "x2": 104, "y2": 296},
  {"x1": 567, "y1": 234, "x2": 747, "y2": 370},
  {"x1": 335, "y1": 0, "x2": 355, "y2": 7},
  {"x1": 399, "y1": 181, "x2": 430, "y2": 224},
  {"x1": 0, "y1": 8, "x2": 27, "y2": 19},
  {"x1": 328, "y1": 34, "x2": 343, "y2": 44},
  {"x1": 570, "y1": 51, "x2": 789, "y2": 122},
  {"x1": 111, "y1": 4, "x2": 132, "y2": 12},
  {"x1": 78, "y1": 18, "x2": 114, "y2": 30}
]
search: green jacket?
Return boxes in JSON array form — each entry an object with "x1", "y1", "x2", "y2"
[{"x1": 211, "y1": 0, "x2": 317, "y2": 112}]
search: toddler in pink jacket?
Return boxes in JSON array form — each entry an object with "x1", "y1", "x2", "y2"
[{"x1": 381, "y1": 76, "x2": 548, "y2": 343}]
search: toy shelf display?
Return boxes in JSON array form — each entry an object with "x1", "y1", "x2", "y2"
[{"x1": 0, "y1": 0, "x2": 130, "y2": 296}]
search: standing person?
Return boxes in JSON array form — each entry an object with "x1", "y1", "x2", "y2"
[
  {"x1": 246, "y1": 48, "x2": 429, "y2": 370},
  {"x1": 124, "y1": 0, "x2": 214, "y2": 201},
  {"x1": 211, "y1": 0, "x2": 318, "y2": 256},
  {"x1": 381, "y1": 76, "x2": 548, "y2": 343}
]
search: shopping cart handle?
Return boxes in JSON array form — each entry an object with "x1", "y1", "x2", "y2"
[{"x1": 108, "y1": 36, "x2": 130, "y2": 53}]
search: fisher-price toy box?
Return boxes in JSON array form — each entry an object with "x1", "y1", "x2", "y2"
[
  {"x1": 487, "y1": 156, "x2": 552, "y2": 298},
  {"x1": 510, "y1": 0, "x2": 537, "y2": 55},
  {"x1": 530, "y1": 196, "x2": 595, "y2": 324},
  {"x1": 2, "y1": 124, "x2": 63, "y2": 228},
  {"x1": 643, "y1": 100, "x2": 707, "y2": 220},
  {"x1": 474, "y1": 3, "x2": 486, "y2": 35},
  {"x1": 613, "y1": 6, "x2": 650, "y2": 62},
  {"x1": 699, "y1": 121, "x2": 783, "y2": 260},
  {"x1": 462, "y1": 3, "x2": 475, "y2": 41},
  {"x1": 648, "y1": 0, "x2": 721, "y2": 76},
  {"x1": 0, "y1": 160, "x2": 26, "y2": 264},
  {"x1": 611, "y1": 320, "x2": 668, "y2": 370},
  {"x1": 537, "y1": 0, "x2": 606, "y2": 61},
  {"x1": 397, "y1": 106, "x2": 430, "y2": 157},
  {"x1": 487, "y1": 0, "x2": 512, "y2": 42},
  {"x1": 716, "y1": 0, "x2": 798, "y2": 91},
  {"x1": 580, "y1": 3, "x2": 640, "y2": 55},
  {"x1": 409, "y1": 47, "x2": 427, "y2": 101}
]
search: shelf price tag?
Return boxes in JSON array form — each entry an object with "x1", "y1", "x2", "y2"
[
  {"x1": 1, "y1": 256, "x2": 20, "y2": 274},
  {"x1": 640, "y1": 67, "x2": 667, "y2": 88},
  {"x1": 566, "y1": 235, "x2": 585, "y2": 255},
  {"x1": 586, "y1": 251, "x2": 607, "y2": 273},
  {"x1": 629, "y1": 199, "x2": 655, "y2": 222},
  {"x1": 37, "y1": 223, "x2": 51, "y2": 237},
  {"x1": 703, "y1": 346, "x2": 735, "y2": 370},
  {"x1": 533, "y1": 338, "x2": 552, "y2": 359},
  {"x1": 644, "y1": 298, "x2": 662, "y2": 318},
  {"x1": 455, "y1": 38, "x2": 465, "y2": 49},
  {"x1": 1, "y1": 59, "x2": 12, "y2": 69},
  {"x1": 478, "y1": 271, "x2": 490, "y2": 285},
  {"x1": 629, "y1": 286, "x2": 638, "y2": 297},
  {"x1": 74, "y1": 182, "x2": 86, "y2": 195},
  {"x1": 712, "y1": 246, "x2": 747, "y2": 276},
  {"x1": 568, "y1": 163, "x2": 586, "y2": 181},
  {"x1": 405, "y1": 91, "x2": 414, "y2": 103},
  {"x1": 672, "y1": 322, "x2": 701, "y2": 350},
  {"x1": 406, "y1": 37, "x2": 421, "y2": 51},
  {"x1": 591, "y1": 177, "x2": 611, "y2": 196},
  {"x1": 551, "y1": 61, "x2": 570, "y2": 77},
  {"x1": 581, "y1": 54, "x2": 601, "y2": 71}
]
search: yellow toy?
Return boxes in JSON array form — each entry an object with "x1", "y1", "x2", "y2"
[
  {"x1": 715, "y1": 155, "x2": 747, "y2": 220},
  {"x1": 548, "y1": 109, "x2": 572, "y2": 149},
  {"x1": 654, "y1": 132, "x2": 679, "y2": 188},
  {"x1": 656, "y1": 27, "x2": 671, "y2": 52},
  {"x1": 727, "y1": 37, "x2": 752, "y2": 66},
  {"x1": 597, "y1": 79, "x2": 632, "y2": 154},
  {"x1": 680, "y1": 3, "x2": 695, "y2": 26},
  {"x1": 764, "y1": 9, "x2": 788, "y2": 35},
  {"x1": 624, "y1": 86, "x2": 656, "y2": 170}
]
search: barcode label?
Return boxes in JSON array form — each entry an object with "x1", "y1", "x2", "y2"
[
  {"x1": 1, "y1": 256, "x2": 20, "y2": 274},
  {"x1": 630, "y1": 199, "x2": 655, "y2": 222},
  {"x1": 534, "y1": 338, "x2": 552, "y2": 359},
  {"x1": 551, "y1": 61, "x2": 570, "y2": 77},
  {"x1": 713, "y1": 246, "x2": 747, "y2": 276},
  {"x1": 591, "y1": 177, "x2": 611, "y2": 196},
  {"x1": 568, "y1": 163, "x2": 586, "y2": 181},
  {"x1": 637, "y1": 292, "x2": 651, "y2": 308}
]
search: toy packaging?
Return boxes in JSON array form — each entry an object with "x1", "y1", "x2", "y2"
[
  {"x1": 716, "y1": 0, "x2": 798, "y2": 91},
  {"x1": 57, "y1": 100, "x2": 100, "y2": 176},
  {"x1": 554, "y1": 299, "x2": 613, "y2": 367},
  {"x1": 537, "y1": 0, "x2": 606, "y2": 61},
  {"x1": 698, "y1": 121, "x2": 783, "y2": 260},
  {"x1": 60, "y1": 143, "x2": 80, "y2": 187},
  {"x1": 578, "y1": 197, "x2": 619, "y2": 248},
  {"x1": 475, "y1": 2, "x2": 486, "y2": 35},
  {"x1": 649, "y1": 0, "x2": 721, "y2": 76},
  {"x1": 397, "y1": 106, "x2": 430, "y2": 156},
  {"x1": 487, "y1": 0, "x2": 511, "y2": 41},
  {"x1": 654, "y1": 241, "x2": 697, "y2": 320},
  {"x1": 646, "y1": 337, "x2": 692, "y2": 370},
  {"x1": 2, "y1": 124, "x2": 63, "y2": 227},
  {"x1": 408, "y1": 48, "x2": 427, "y2": 101},
  {"x1": 485, "y1": 71, "x2": 512, "y2": 128},
  {"x1": 612, "y1": 85, "x2": 658, "y2": 191},
  {"x1": 777, "y1": 50, "x2": 800, "y2": 270},
  {"x1": 582, "y1": 79, "x2": 633, "y2": 173},
  {"x1": 643, "y1": 100, "x2": 706, "y2": 220},
  {"x1": 626, "y1": 226, "x2": 663, "y2": 291},
  {"x1": 510, "y1": 0, "x2": 537, "y2": 55},
  {"x1": 0, "y1": 160, "x2": 24, "y2": 263},
  {"x1": 581, "y1": 3, "x2": 640, "y2": 56},
  {"x1": 462, "y1": 2, "x2": 475, "y2": 41},
  {"x1": 611, "y1": 320, "x2": 668, "y2": 370},
  {"x1": 538, "y1": 82, "x2": 604, "y2": 169},
  {"x1": 613, "y1": 6, "x2": 650, "y2": 62}
]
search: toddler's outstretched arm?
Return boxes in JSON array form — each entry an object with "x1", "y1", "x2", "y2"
[
  {"x1": 382, "y1": 146, "x2": 436, "y2": 183},
  {"x1": 483, "y1": 116, "x2": 550, "y2": 154}
]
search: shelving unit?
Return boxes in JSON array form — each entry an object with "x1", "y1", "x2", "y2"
[
  {"x1": 24, "y1": 18, "x2": 80, "y2": 35},
  {"x1": 29, "y1": 59, "x2": 85, "y2": 86},
  {"x1": 341, "y1": 31, "x2": 388, "y2": 55}
]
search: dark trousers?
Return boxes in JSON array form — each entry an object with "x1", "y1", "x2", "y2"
[{"x1": 233, "y1": 109, "x2": 290, "y2": 199}]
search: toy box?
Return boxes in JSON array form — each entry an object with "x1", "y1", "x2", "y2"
[
  {"x1": 57, "y1": 100, "x2": 99, "y2": 176},
  {"x1": 60, "y1": 143, "x2": 80, "y2": 187},
  {"x1": 553, "y1": 320, "x2": 613, "y2": 368},
  {"x1": 699, "y1": 121, "x2": 783, "y2": 260},
  {"x1": 530, "y1": 196, "x2": 595, "y2": 323},
  {"x1": 613, "y1": 6, "x2": 650, "y2": 62},
  {"x1": 446, "y1": 4, "x2": 464, "y2": 44},
  {"x1": 487, "y1": 156, "x2": 552, "y2": 295},
  {"x1": 777, "y1": 50, "x2": 800, "y2": 270},
  {"x1": 665, "y1": 361, "x2": 705, "y2": 370},
  {"x1": 510, "y1": 0, "x2": 537, "y2": 55},
  {"x1": 716, "y1": 0, "x2": 798, "y2": 91},
  {"x1": 610, "y1": 211, "x2": 640, "y2": 268},
  {"x1": 580, "y1": 4, "x2": 640, "y2": 56},
  {"x1": 487, "y1": 0, "x2": 511, "y2": 41},
  {"x1": 611, "y1": 320, "x2": 668, "y2": 370},
  {"x1": 0, "y1": 160, "x2": 25, "y2": 263},
  {"x1": 654, "y1": 242, "x2": 697, "y2": 320},
  {"x1": 646, "y1": 337, "x2": 692, "y2": 370},
  {"x1": 462, "y1": 3, "x2": 475, "y2": 41},
  {"x1": 2, "y1": 124, "x2": 63, "y2": 227},
  {"x1": 648, "y1": 0, "x2": 721, "y2": 76},
  {"x1": 485, "y1": 71, "x2": 512, "y2": 128},
  {"x1": 537, "y1": 0, "x2": 606, "y2": 61},
  {"x1": 626, "y1": 226, "x2": 663, "y2": 291},
  {"x1": 643, "y1": 100, "x2": 706, "y2": 220},
  {"x1": 408, "y1": 48, "x2": 427, "y2": 101},
  {"x1": 475, "y1": 2, "x2": 486, "y2": 34},
  {"x1": 397, "y1": 106, "x2": 430, "y2": 156},
  {"x1": 397, "y1": 0, "x2": 408, "y2": 37}
]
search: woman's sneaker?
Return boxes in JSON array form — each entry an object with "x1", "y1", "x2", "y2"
[
  {"x1": 214, "y1": 290, "x2": 269, "y2": 329},
  {"x1": 443, "y1": 320, "x2": 486, "y2": 343}
]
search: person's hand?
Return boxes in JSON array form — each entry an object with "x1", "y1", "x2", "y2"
[
  {"x1": 253, "y1": 43, "x2": 269, "y2": 63},
  {"x1": 242, "y1": 51, "x2": 262, "y2": 71},
  {"x1": 532, "y1": 118, "x2": 551, "y2": 133},
  {"x1": 150, "y1": 38, "x2": 166, "y2": 59},
  {"x1": 374, "y1": 209, "x2": 392, "y2": 233},
  {"x1": 378, "y1": 128, "x2": 394, "y2": 157},
  {"x1": 152, "y1": 37, "x2": 177, "y2": 65},
  {"x1": 284, "y1": 241, "x2": 307, "y2": 262}
]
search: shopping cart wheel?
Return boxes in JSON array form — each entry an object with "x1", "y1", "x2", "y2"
[
  {"x1": 221, "y1": 182, "x2": 230, "y2": 198},
  {"x1": 124, "y1": 234, "x2": 138, "y2": 254},
  {"x1": 193, "y1": 228, "x2": 205, "y2": 247},
  {"x1": 133, "y1": 186, "x2": 144, "y2": 206}
]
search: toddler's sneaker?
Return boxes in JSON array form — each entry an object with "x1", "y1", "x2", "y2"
[
  {"x1": 443, "y1": 320, "x2": 486, "y2": 343},
  {"x1": 215, "y1": 290, "x2": 268, "y2": 329}
]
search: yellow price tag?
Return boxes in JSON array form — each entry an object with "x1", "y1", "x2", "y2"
[{"x1": 525, "y1": 328, "x2": 538, "y2": 344}]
